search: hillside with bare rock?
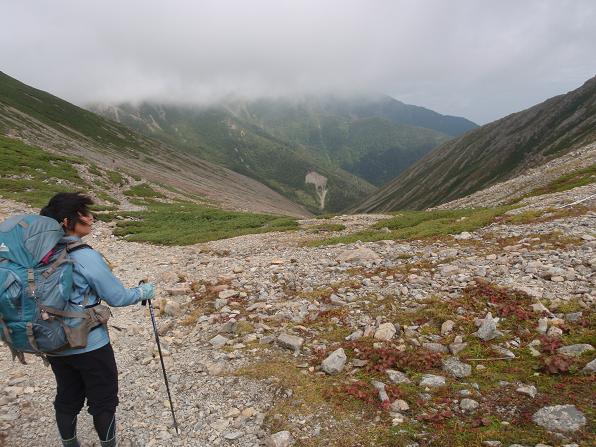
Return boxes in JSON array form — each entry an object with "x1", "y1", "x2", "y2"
[
  {"x1": 354, "y1": 75, "x2": 596, "y2": 212},
  {"x1": 0, "y1": 71, "x2": 310, "y2": 218}
]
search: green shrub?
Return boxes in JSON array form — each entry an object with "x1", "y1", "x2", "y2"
[
  {"x1": 123, "y1": 183, "x2": 165, "y2": 198},
  {"x1": 107, "y1": 202, "x2": 298, "y2": 245},
  {"x1": 311, "y1": 207, "x2": 511, "y2": 246}
]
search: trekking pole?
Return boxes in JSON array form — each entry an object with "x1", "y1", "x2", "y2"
[{"x1": 140, "y1": 281, "x2": 179, "y2": 435}]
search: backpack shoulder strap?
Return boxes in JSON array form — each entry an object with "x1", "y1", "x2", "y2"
[{"x1": 66, "y1": 242, "x2": 92, "y2": 253}]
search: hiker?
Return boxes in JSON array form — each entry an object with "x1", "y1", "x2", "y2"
[{"x1": 39, "y1": 192, "x2": 155, "y2": 447}]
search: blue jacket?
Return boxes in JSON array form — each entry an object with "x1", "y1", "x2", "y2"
[{"x1": 52, "y1": 236, "x2": 143, "y2": 356}]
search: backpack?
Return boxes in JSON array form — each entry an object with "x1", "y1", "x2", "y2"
[{"x1": 0, "y1": 214, "x2": 110, "y2": 363}]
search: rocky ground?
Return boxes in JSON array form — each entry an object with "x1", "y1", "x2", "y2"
[
  {"x1": 435, "y1": 143, "x2": 596, "y2": 210},
  {"x1": 0, "y1": 184, "x2": 594, "y2": 446}
]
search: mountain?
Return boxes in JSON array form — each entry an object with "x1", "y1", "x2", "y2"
[
  {"x1": 93, "y1": 102, "x2": 377, "y2": 213},
  {"x1": 223, "y1": 95, "x2": 462, "y2": 186},
  {"x1": 0, "y1": 71, "x2": 309, "y2": 217},
  {"x1": 91, "y1": 94, "x2": 472, "y2": 210},
  {"x1": 353, "y1": 75, "x2": 596, "y2": 212}
]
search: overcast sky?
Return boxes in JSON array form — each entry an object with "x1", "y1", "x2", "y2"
[{"x1": 2, "y1": 0, "x2": 595, "y2": 124}]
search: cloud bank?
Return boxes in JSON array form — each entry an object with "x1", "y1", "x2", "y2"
[{"x1": 2, "y1": 0, "x2": 595, "y2": 123}]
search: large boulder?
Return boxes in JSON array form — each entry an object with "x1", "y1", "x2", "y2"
[
  {"x1": 474, "y1": 312, "x2": 502, "y2": 341},
  {"x1": 321, "y1": 348, "x2": 347, "y2": 375},
  {"x1": 277, "y1": 334, "x2": 304, "y2": 352},
  {"x1": 374, "y1": 322, "x2": 397, "y2": 341},
  {"x1": 532, "y1": 405, "x2": 586, "y2": 432},
  {"x1": 442, "y1": 357, "x2": 472, "y2": 378},
  {"x1": 337, "y1": 247, "x2": 381, "y2": 264}
]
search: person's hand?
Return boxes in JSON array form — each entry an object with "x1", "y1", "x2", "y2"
[{"x1": 139, "y1": 282, "x2": 156, "y2": 303}]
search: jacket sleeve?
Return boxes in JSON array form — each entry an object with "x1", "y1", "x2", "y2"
[{"x1": 75, "y1": 249, "x2": 142, "y2": 307}]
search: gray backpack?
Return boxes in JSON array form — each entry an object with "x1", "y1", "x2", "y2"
[{"x1": 0, "y1": 215, "x2": 110, "y2": 363}]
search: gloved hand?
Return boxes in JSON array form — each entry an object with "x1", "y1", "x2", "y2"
[{"x1": 138, "y1": 282, "x2": 156, "y2": 303}]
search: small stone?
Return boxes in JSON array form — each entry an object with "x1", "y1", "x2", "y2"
[
  {"x1": 390, "y1": 399, "x2": 409, "y2": 412},
  {"x1": 337, "y1": 247, "x2": 381, "y2": 263},
  {"x1": 321, "y1": 348, "x2": 347, "y2": 375},
  {"x1": 419, "y1": 374, "x2": 446, "y2": 388},
  {"x1": 423, "y1": 342, "x2": 449, "y2": 353},
  {"x1": 218, "y1": 290, "x2": 240, "y2": 300},
  {"x1": 386, "y1": 369, "x2": 411, "y2": 384},
  {"x1": 582, "y1": 357, "x2": 596, "y2": 373},
  {"x1": 391, "y1": 413, "x2": 406, "y2": 425},
  {"x1": 547, "y1": 326, "x2": 563, "y2": 337},
  {"x1": 532, "y1": 405, "x2": 586, "y2": 432},
  {"x1": 516, "y1": 384, "x2": 537, "y2": 398},
  {"x1": 265, "y1": 430, "x2": 294, "y2": 447},
  {"x1": 223, "y1": 431, "x2": 244, "y2": 440},
  {"x1": 474, "y1": 312, "x2": 502, "y2": 341},
  {"x1": 165, "y1": 287, "x2": 190, "y2": 296},
  {"x1": 490, "y1": 344, "x2": 516, "y2": 359},
  {"x1": 460, "y1": 398, "x2": 479, "y2": 412},
  {"x1": 449, "y1": 342, "x2": 468, "y2": 355},
  {"x1": 454, "y1": 231, "x2": 472, "y2": 240},
  {"x1": 277, "y1": 334, "x2": 304, "y2": 352},
  {"x1": 241, "y1": 407, "x2": 257, "y2": 417},
  {"x1": 442, "y1": 356, "x2": 472, "y2": 378},
  {"x1": 374, "y1": 322, "x2": 397, "y2": 341},
  {"x1": 557, "y1": 344, "x2": 593, "y2": 357},
  {"x1": 482, "y1": 442, "x2": 501, "y2": 447},
  {"x1": 441, "y1": 320, "x2": 455, "y2": 335},
  {"x1": 163, "y1": 300, "x2": 181, "y2": 317},
  {"x1": 372, "y1": 381, "x2": 389, "y2": 402},
  {"x1": 551, "y1": 276, "x2": 565, "y2": 282},
  {"x1": 537, "y1": 317, "x2": 548, "y2": 334},
  {"x1": 345, "y1": 330, "x2": 363, "y2": 341},
  {"x1": 209, "y1": 335, "x2": 229, "y2": 348}
]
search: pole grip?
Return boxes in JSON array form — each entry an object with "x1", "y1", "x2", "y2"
[{"x1": 139, "y1": 279, "x2": 149, "y2": 306}]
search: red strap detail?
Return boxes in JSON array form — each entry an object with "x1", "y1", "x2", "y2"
[{"x1": 40, "y1": 248, "x2": 55, "y2": 265}]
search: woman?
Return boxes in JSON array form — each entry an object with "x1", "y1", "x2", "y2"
[{"x1": 40, "y1": 192, "x2": 155, "y2": 447}]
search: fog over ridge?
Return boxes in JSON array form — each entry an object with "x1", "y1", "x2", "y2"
[{"x1": 1, "y1": 0, "x2": 595, "y2": 123}]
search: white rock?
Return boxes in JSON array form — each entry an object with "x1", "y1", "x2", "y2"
[
  {"x1": 460, "y1": 398, "x2": 479, "y2": 412},
  {"x1": 386, "y1": 369, "x2": 411, "y2": 384},
  {"x1": 265, "y1": 430, "x2": 294, "y2": 447},
  {"x1": 419, "y1": 374, "x2": 446, "y2": 388},
  {"x1": 374, "y1": 322, "x2": 397, "y2": 340},
  {"x1": 209, "y1": 335, "x2": 229, "y2": 348},
  {"x1": 321, "y1": 348, "x2": 347, "y2": 375},
  {"x1": 532, "y1": 405, "x2": 586, "y2": 432},
  {"x1": 516, "y1": 384, "x2": 537, "y2": 398}
]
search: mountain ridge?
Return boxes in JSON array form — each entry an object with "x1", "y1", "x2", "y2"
[
  {"x1": 353, "y1": 75, "x2": 596, "y2": 212},
  {"x1": 0, "y1": 71, "x2": 311, "y2": 217}
]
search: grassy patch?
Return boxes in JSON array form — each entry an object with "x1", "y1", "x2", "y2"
[
  {"x1": 0, "y1": 135, "x2": 88, "y2": 206},
  {"x1": 310, "y1": 207, "x2": 512, "y2": 246},
  {"x1": 526, "y1": 164, "x2": 596, "y2": 198},
  {"x1": 123, "y1": 183, "x2": 165, "y2": 199},
  {"x1": 106, "y1": 201, "x2": 298, "y2": 245},
  {"x1": 106, "y1": 170, "x2": 128, "y2": 186},
  {"x1": 502, "y1": 205, "x2": 591, "y2": 225},
  {"x1": 306, "y1": 223, "x2": 346, "y2": 233}
]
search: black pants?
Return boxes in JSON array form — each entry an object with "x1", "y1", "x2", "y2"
[{"x1": 48, "y1": 343, "x2": 119, "y2": 418}]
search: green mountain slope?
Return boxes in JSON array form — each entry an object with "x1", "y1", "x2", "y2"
[
  {"x1": 226, "y1": 96, "x2": 454, "y2": 186},
  {"x1": 93, "y1": 102, "x2": 377, "y2": 213},
  {"x1": 0, "y1": 71, "x2": 309, "y2": 217},
  {"x1": 353, "y1": 75, "x2": 596, "y2": 212}
]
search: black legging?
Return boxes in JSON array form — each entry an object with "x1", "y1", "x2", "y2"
[
  {"x1": 56, "y1": 411, "x2": 115, "y2": 442},
  {"x1": 48, "y1": 343, "x2": 119, "y2": 442}
]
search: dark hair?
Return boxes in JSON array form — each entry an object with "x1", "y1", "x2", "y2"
[{"x1": 40, "y1": 192, "x2": 94, "y2": 231}]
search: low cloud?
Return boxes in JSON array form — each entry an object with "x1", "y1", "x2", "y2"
[{"x1": 2, "y1": 0, "x2": 595, "y2": 123}]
